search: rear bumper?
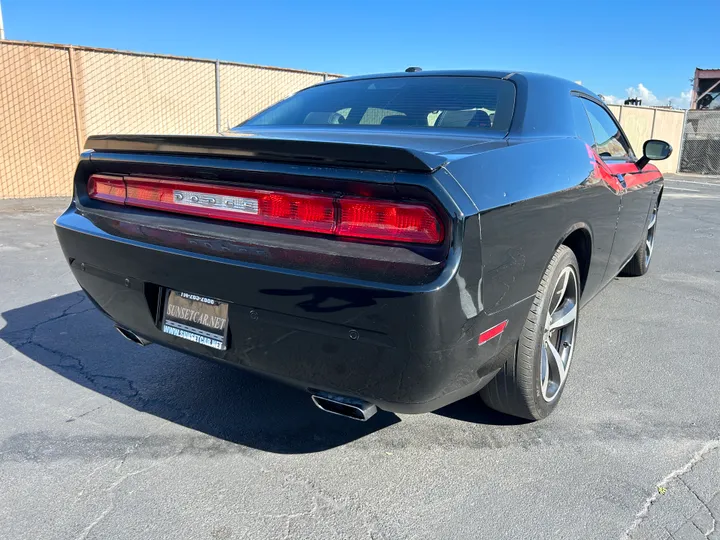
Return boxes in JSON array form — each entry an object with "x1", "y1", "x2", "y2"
[{"x1": 55, "y1": 205, "x2": 531, "y2": 413}]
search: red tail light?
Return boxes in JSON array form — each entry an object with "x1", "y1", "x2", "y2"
[
  {"x1": 86, "y1": 174, "x2": 444, "y2": 245},
  {"x1": 123, "y1": 177, "x2": 336, "y2": 234},
  {"x1": 338, "y1": 198, "x2": 443, "y2": 244},
  {"x1": 87, "y1": 174, "x2": 126, "y2": 204}
]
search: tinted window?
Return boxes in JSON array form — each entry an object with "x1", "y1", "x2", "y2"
[
  {"x1": 570, "y1": 97, "x2": 596, "y2": 147},
  {"x1": 240, "y1": 76, "x2": 516, "y2": 132},
  {"x1": 581, "y1": 99, "x2": 633, "y2": 159}
]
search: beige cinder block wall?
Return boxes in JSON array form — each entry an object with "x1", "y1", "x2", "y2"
[
  {"x1": 0, "y1": 41, "x2": 336, "y2": 199},
  {"x1": 219, "y1": 64, "x2": 326, "y2": 130},
  {"x1": 73, "y1": 49, "x2": 218, "y2": 138},
  {"x1": 0, "y1": 43, "x2": 80, "y2": 198},
  {"x1": 606, "y1": 104, "x2": 685, "y2": 174},
  {"x1": 648, "y1": 109, "x2": 684, "y2": 174}
]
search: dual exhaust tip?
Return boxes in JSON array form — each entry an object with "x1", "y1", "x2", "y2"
[
  {"x1": 116, "y1": 326, "x2": 151, "y2": 346},
  {"x1": 116, "y1": 326, "x2": 375, "y2": 421},
  {"x1": 311, "y1": 392, "x2": 377, "y2": 421}
]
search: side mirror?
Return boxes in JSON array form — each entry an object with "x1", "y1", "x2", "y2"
[{"x1": 636, "y1": 139, "x2": 672, "y2": 170}]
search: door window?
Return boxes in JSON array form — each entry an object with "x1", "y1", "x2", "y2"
[{"x1": 581, "y1": 99, "x2": 633, "y2": 160}]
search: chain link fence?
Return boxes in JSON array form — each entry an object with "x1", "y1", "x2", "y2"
[
  {"x1": 219, "y1": 63, "x2": 328, "y2": 130},
  {"x1": 679, "y1": 110, "x2": 720, "y2": 175},
  {"x1": 0, "y1": 40, "x2": 341, "y2": 199},
  {"x1": 0, "y1": 43, "x2": 79, "y2": 198},
  {"x1": 74, "y1": 49, "x2": 218, "y2": 139}
]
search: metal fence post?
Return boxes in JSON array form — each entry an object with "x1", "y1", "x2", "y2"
[
  {"x1": 0, "y1": 0, "x2": 5, "y2": 41},
  {"x1": 67, "y1": 46, "x2": 84, "y2": 155},
  {"x1": 676, "y1": 109, "x2": 689, "y2": 173},
  {"x1": 650, "y1": 108, "x2": 657, "y2": 138},
  {"x1": 215, "y1": 60, "x2": 221, "y2": 133}
]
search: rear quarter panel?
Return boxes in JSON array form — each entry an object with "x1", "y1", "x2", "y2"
[{"x1": 445, "y1": 137, "x2": 620, "y2": 313}]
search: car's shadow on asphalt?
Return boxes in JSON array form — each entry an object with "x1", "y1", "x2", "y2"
[
  {"x1": 434, "y1": 397, "x2": 531, "y2": 426},
  {"x1": 1, "y1": 292, "x2": 522, "y2": 454}
]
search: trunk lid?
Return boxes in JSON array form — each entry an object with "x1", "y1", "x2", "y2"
[{"x1": 85, "y1": 127, "x2": 505, "y2": 173}]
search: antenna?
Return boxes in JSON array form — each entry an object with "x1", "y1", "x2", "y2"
[
  {"x1": 0, "y1": 0, "x2": 6, "y2": 40},
  {"x1": 405, "y1": 67, "x2": 422, "y2": 73}
]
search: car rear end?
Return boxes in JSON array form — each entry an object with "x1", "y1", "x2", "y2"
[{"x1": 55, "y1": 74, "x2": 522, "y2": 414}]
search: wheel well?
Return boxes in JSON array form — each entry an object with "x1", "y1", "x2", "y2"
[{"x1": 563, "y1": 229, "x2": 591, "y2": 294}]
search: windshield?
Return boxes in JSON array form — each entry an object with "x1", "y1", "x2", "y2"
[{"x1": 239, "y1": 76, "x2": 515, "y2": 132}]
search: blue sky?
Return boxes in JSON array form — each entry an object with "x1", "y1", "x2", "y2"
[{"x1": 3, "y1": 0, "x2": 718, "y2": 108}]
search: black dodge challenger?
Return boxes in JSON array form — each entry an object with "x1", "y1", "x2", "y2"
[{"x1": 55, "y1": 70, "x2": 672, "y2": 421}]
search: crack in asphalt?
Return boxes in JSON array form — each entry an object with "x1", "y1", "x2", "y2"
[
  {"x1": 675, "y1": 476, "x2": 718, "y2": 538},
  {"x1": 281, "y1": 497, "x2": 320, "y2": 540},
  {"x1": 70, "y1": 431, "x2": 174, "y2": 540},
  {"x1": 23, "y1": 338, "x2": 141, "y2": 400},
  {"x1": 3, "y1": 309, "x2": 385, "y2": 540},
  {"x1": 1, "y1": 292, "x2": 89, "y2": 342},
  {"x1": 66, "y1": 406, "x2": 104, "y2": 423},
  {"x1": 623, "y1": 439, "x2": 720, "y2": 539},
  {"x1": 3, "y1": 272, "x2": 712, "y2": 540},
  {"x1": 0, "y1": 295, "x2": 196, "y2": 432},
  {"x1": 73, "y1": 503, "x2": 114, "y2": 540}
]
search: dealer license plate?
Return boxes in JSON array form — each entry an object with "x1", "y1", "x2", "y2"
[{"x1": 161, "y1": 290, "x2": 229, "y2": 350}]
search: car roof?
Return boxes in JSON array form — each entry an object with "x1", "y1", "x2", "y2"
[
  {"x1": 324, "y1": 69, "x2": 514, "y2": 82},
  {"x1": 320, "y1": 69, "x2": 601, "y2": 101}
]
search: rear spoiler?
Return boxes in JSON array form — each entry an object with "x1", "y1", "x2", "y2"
[{"x1": 85, "y1": 134, "x2": 447, "y2": 173}]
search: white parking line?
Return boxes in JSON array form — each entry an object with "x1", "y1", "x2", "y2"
[
  {"x1": 666, "y1": 178, "x2": 720, "y2": 188},
  {"x1": 665, "y1": 186, "x2": 700, "y2": 192}
]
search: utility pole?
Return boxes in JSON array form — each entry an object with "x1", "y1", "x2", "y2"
[{"x1": 0, "y1": 0, "x2": 5, "y2": 40}]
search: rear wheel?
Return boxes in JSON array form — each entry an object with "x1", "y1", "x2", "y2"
[
  {"x1": 621, "y1": 200, "x2": 658, "y2": 277},
  {"x1": 480, "y1": 245, "x2": 580, "y2": 420}
]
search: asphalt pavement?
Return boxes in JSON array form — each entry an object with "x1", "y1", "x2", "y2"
[{"x1": 0, "y1": 175, "x2": 718, "y2": 540}]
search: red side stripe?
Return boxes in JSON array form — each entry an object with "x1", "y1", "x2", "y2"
[
  {"x1": 606, "y1": 162, "x2": 640, "y2": 175},
  {"x1": 623, "y1": 170, "x2": 662, "y2": 188},
  {"x1": 585, "y1": 144, "x2": 662, "y2": 192},
  {"x1": 607, "y1": 162, "x2": 661, "y2": 188}
]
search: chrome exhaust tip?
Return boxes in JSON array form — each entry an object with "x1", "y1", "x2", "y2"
[
  {"x1": 115, "y1": 326, "x2": 151, "y2": 346},
  {"x1": 311, "y1": 392, "x2": 377, "y2": 421}
]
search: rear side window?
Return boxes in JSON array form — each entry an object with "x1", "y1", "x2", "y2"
[
  {"x1": 581, "y1": 99, "x2": 633, "y2": 159},
  {"x1": 570, "y1": 97, "x2": 596, "y2": 147},
  {"x1": 240, "y1": 76, "x2": 516, "y2": 132}
]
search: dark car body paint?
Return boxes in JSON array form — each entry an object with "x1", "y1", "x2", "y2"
[
  {"x1": 55, "y1": 70, "x2": 663, "y2": 413},
  {"x1": 85, "y1": 131, "x2": 453, "y2": 173}
]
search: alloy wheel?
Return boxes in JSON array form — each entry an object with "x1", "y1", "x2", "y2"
[{"x1": 540, "y1": 266, "x2": 579, "y2": 402}]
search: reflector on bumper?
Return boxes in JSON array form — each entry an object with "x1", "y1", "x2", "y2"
[{"x1": 478, "y1": 320, "x2": 508, "y2": 345}]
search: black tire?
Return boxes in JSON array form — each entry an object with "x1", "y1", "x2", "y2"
[
  {"x1": 480, "y1": 245, "x2": 580, "y2": 420},
  {"x1": 621, "y1": 199, "x2": 659, "y2": 277}
]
